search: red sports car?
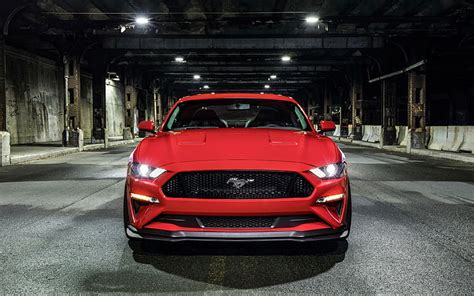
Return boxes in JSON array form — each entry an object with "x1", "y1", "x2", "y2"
[{"x1": 124, "y1": 93, "x2": 351, "y2": 242}]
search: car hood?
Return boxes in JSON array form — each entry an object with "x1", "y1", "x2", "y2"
[{"x1": 133, "y1": 128, "x2": 341, "y2": 168}]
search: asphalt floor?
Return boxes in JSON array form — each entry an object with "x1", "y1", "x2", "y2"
[{"x1": 0, "y1": 142, "x2": 472, "y2": 294}]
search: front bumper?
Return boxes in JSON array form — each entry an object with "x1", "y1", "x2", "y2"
[
  {"x1": 126, "y1": 224, "x2": 349, "y2": 242},
  {"x1": 126, "y1": 160, "x2": 350, "y2": 239}
]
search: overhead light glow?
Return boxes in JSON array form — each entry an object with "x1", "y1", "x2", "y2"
[
  {"x1": 203, "y1": 85, "x2": 210, "y2": 89},
  {"x1": 175, "y1": 56, "x2": 185, "y2": 63},
  {"x1": 270, "y1": 75, "x2": 277, "y2": 79},
  {"x1": 281, "y1": 55, "x2": 291, "y2": 62},
  {"x1": 264, "y1": 84, "x2": 270, "y2": 89},
  {"x1": 135, "y1": 16, "x2": 149, "y2": 25},
  {"x1": 193, "y1": 74, "x2": 201, "y2": 80},
  {"x1": 305, "y1": 16, "x2": 320, "y2": 24}
]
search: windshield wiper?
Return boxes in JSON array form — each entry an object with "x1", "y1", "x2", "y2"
[
  {"x1": 253, "y1": 126, "x2": 301, "y2": 130},
  {"x1": 173, "y1": 126, "x2": 220, "y2": 131}
]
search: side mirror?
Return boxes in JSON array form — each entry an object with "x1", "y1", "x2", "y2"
[
  {"x1": 318, "y1": 120, "x2": 336, "y2": 133},
  {"x1": 138, "y1": 120, "x2": 156, "y2": 133}
]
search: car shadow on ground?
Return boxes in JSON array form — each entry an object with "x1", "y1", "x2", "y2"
[{"x1": 127, "y1": 239, "x2": 348, "y2": 290}]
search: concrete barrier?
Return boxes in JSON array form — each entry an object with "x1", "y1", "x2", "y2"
[
  {"x1": 0, "y1": 132, "x2": 11, "y2": 166},
  {"x1": 368, "y1": 125, "x2": 381, "y2": 143},
  {"x1": 442, "y1": 126, "x2": 464, "y2": 152},
  {"x1": 361, "y1": 125, "x2": 370, "y2": 142},
  {"x1": 459, "y1": 126, "x2": 474, "y2": 153},
  {"x1": 396, "y1": 126, "x2": 408, "y2": 146},
  {"x1": 428, "y1": 126, "x2": 447, "y2": 151},
  {"x1": 333, "y1": 125, "x2": 341, "y2": 137}
]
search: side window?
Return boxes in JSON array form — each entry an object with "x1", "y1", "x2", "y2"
[
  {"x1": 166, "y1": 106, "x2": 180, "y2": 130},
  {"x1": 294, "y1": 106, "x2": 308, "y2": 130}
]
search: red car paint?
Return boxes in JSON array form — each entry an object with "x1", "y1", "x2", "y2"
[{"x1": 125, "y1": 93, "x2": 350, "y2": 242}]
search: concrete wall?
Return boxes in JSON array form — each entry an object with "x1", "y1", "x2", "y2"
[
  {"x1": 80, "y1": 73, "x2": 93, "y2": 142},
  {"x1": 5, "y1": 47, "x2": 64, "y2": 144},
  {"x1": 106, "y1": 80, "x2": 125, "y2": 137}
]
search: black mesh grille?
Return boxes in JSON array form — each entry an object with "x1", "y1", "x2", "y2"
[
  {"x1": 162, "y1": 171, "x2": 314, "y2": 199},
  {"x1": 198, "y1": 216, "x2": 276, "y2": 228}
]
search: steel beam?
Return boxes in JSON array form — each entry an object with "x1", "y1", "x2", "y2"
[
  {"x1": 139, "y1": 65, "x2": 337, "y2": 73},
  {"x1": 369, "y1": 59, "x2": 427, "y2": 83},
  {"x1": 103, "y1": 36, "x2": 384, "y2": 50}
]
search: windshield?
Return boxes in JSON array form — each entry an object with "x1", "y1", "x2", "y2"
[{"x1": 164, "y1": 99, "x2": 311, "y2": 131}]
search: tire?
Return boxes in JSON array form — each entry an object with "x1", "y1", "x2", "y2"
[
  {"x1": 344, "y1": 185, "x2": 352, "y2": 237},
  {"x1": 123, "y1": 187, "x2": 130, "y2": 231}
]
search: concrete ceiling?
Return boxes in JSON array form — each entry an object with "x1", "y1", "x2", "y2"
[{"x1": 1, "y1": 0, "x2": 473, "y2": 94}]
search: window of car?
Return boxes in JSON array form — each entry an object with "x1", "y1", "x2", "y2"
[{"x1": 163, "y1": 99, "x2": 312, "y2": 131}]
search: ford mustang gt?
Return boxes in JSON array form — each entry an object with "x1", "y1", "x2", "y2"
[{"x1": 124, "y1": 93, "x2": 351, "y2": 242}]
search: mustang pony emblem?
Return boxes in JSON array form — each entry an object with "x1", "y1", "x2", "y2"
[{"x1": 226, "y1": 178, "x2": 255, "y2": 189}]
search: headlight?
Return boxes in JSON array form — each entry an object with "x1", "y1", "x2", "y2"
[
  {"x1": 129, "y1": 162, "x2": 166, "y2": 179},
  {"x1": 309, "y1": 162, "x2": 346, "y2": 179}
]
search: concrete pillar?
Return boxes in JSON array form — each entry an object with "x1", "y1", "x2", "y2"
[
  {"x1": 351, "y1": 75, "x2": 363, "y2": 140},
  {"x1": 407, "y1": 69, "x2": 427, "y2": 151},
  {"x1": 381, "y1": 80, "x2": 397, "y2": 146},
  {"x1": 0, "y1": 131, "x2": 10, "y2": 166},
  {"x1": 0, "y1": 37, "x2": 6, "y2": 132}
]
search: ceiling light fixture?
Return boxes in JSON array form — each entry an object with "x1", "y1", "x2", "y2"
[
  {"x1": 281, "y1": 55, "x2": 291, "y2": 62},
  {"x1": 135, "y1": 16, "x2": 149, "y2": 25},
  {"x1": 193, "y1": 74, "x2": 201, "y2": 80},
  {"x1": 305, "y1": 16, "x2": 320, "y2": 24}
]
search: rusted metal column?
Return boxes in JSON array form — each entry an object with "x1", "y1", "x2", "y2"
[
  {"x1": 0, "y1": 36, "x2": 9, "y2": 166},
  {"x1": 157, "y1": 91, "x2": 163, "y2": 124},
  {"x1": 381, "y1": 79, "x2": 397, "y2": 145},
  {"x1": 125, "y1": 77, "x2": 138, "y2": 138},
  {"x1": 407, "y1": 68, "x2": 427, "y2": 152},
  {"x1": 68, "y1": 56, "x2": 81, "y2": 130},
  {"x1": 62, "y1": 56, "x2": 70, "y2": 146},
  {"x1": 62, "y1": 56, "x2": 83, "y2": 147},
  {"x1": 351, "y1": 74, "x2": 363, "y2": 140},
  {"x1": 0, "y1": 36, "x2": 6, "y2": 132},
  {"x1": 323, "y1": 81, "x2": 332, "y2": 120},
  {"x1": 92, "y1": 63, "x2": 107, "y2": 146}
]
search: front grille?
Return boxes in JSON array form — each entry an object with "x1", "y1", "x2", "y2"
[
  {"x1": 162, "y1": 171, "x2": 314, "y2": 199},
  {"x1": 198, "y1": 216, "x2": 276, "y2": 228}
]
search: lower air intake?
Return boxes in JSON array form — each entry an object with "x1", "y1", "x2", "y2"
[{"x1": 198, "y1": 216, "x2": 276, "y2": 228}]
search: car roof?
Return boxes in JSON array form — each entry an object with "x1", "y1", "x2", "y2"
[{"x1": 178, "y1": 93, "x2": 298, "y2": 104}]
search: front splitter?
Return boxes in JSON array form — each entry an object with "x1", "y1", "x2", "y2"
[{"x1": 126, "y1": 225, "x2": 348, "y2": 242}]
